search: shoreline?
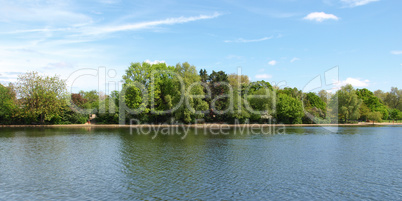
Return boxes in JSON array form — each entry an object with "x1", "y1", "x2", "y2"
[{"x1": 1, "y1": 122, "x2": 402, "y2": 128}]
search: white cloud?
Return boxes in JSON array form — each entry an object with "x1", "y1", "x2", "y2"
[
  {"x1": 6, "y1": 12, "x2": 222, "y2": 36},
  {"x1": 303, "y1": 12, "x2": 339, "y2": 22},
  {"x1": 224, "y1": 36, "x2": 272, "y2": 43},
  {"x1": 391, "y1": 50, "x2": 402, "y2": 55},
  {"x1": 88, "y1": 12, "x2": 221, "y2": 35},
  {"x1": 337, "y1": 77, "x2": 370, "y2": 88},
  {"x1": 341, "y1": 0, "x2": 379, "y2": 7},
  {"x1": 268, "y1": 60, "x2": 277, "y2": 66},
  {"x1": 255, "y1": 74, "x2": 272, "y2": 79},
  {"x1": 144, "y1": 60, "x2": 165, "y2": 65},
  {"x1": 290, "y1": 57, "x2": 300, "y2": 63}
]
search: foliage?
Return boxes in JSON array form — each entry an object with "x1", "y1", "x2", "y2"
[
  {"x1": 302, "y1": 92, "x2": 327, "y2": 123},
  {"x1": 368, "y1": 111, "x2": 382, "y2": 123},
  {"x1": 0, "y1": 64, "x2": 401, "y2": 125},
  {"x1": 330, "y1": 84, "x2": 362, "y2": 123},
  {"x1": 384, "y1": 87, "x2": 402, "y2": 110},
  {"x1": 356, "y1": 88, "x2": 389, "y2": 119},
  {"x1": 16, "y1": 72, "x2": 67, "y2": 124},
  {"x1": 0, "y1": 84, "x2": 18, "y2": 124},
  {"x1": 276, "y1": 93, "x2": 303, "y2": 124}
]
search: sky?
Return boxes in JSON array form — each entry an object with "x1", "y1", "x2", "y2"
[{"x1": 0, "y1": 0, "x2": 401, "y2": 93}]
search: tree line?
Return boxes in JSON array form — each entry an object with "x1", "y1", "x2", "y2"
[{"x1": 1, "y1": 62, "x2": 401, "y2": 125}]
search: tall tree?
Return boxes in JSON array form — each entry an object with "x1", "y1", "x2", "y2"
[
  {"x1": 329, "y1": 84, "x2": 362, "y2": 123},
  {"x1": 384, "y1": 87, "x2": 402, "y2": 110},
  {"x1": 175, "y1": 62, "x2": 208, "y2": 123},
  {"x1": 16, "y1": 72, "x2": 67, "y2": 124},
  {"x1": 199, "y1": 69, "x2": 208, "y2": 83},
  {"x1": 208, "y1": 70, "x2": 230, "y2": 121}
]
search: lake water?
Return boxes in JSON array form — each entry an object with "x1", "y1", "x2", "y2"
[{"x1": 0, "y1": 126, "x2": 401, "y2": 200}]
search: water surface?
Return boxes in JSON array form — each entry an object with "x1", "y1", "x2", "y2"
[{"x1": 0, "y1": 126, "x2": 401, "y2": 200}]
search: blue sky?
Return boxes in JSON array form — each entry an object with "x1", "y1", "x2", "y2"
[{"x1": 0, "y1": 0, "x2": 401, "y2": 93}]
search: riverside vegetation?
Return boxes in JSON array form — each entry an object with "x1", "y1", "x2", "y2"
[{"x1": 0, "y1": 62, "x2": 401, "y2": 125}]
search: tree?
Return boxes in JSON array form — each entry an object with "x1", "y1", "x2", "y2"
[
  {"x1": 384, "y1": 87, "x2": 402, "y2": 110},
  {"x1": 359, "y1": 103, "x2": 371, "y2": 122},
  {"x1": 279, "y1": 87, "x2": 302, "y2": 100},
  {"x1": 122, "y1": 62, "x2": 182, "y2": 123},
  {"x1": 175, "y1": 62, "x2": 208, "y2": 123},
  {"x1": 208, "y1": 70, "x2": 230, "y2": 122},
  {"x1": 244, "y1": 81, "x2": 275, "y2": 122},
  {"x1": 329, "y1": 84, "x2": 362, "y2": 123},
  {"x1": 374, "y1": 90, "x2": 387, "y2": 103},
  {"x1": 276, "y1": 93, "x2": 303, "y2": 124},
  {"x1": 199, "y1": 69, "x2": 208, "y2": 83},
  {"x1": 16, "y1": 72, "x2": 67, "y2": 124},
  {"x1": 390, "y1": 109, "x2": 401, "y2": 121},
  {"x1": 302, "y1": 92, "x2": 327, "y2": 123},
  {"x1": 368, "y1": 111, "x2": 382, "y2": 124},
  {"x1": 0, "y1": 84, "x2": 18, "y2": 124},
  {"x1": 318, "y1": 89, "x2": 329, "y2": 104},
  {"x1": 356, "y1": 88, "x2": 388, "y2": 120},
  {"x1": 228, "y1": 74, "x2": 250, "y2": 88}
]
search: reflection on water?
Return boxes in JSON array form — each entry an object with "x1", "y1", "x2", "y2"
[{"x1": 0, "y1": 127, "x2": 401, "y2": 200}]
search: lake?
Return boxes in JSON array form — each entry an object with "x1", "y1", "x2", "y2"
[{"x1": 0, "y1": 126, "x2": 401, "y2": 200}]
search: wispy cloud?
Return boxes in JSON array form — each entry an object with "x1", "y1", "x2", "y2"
[
  {"x1": 255, "y1": 74, "x2": 272, "y2": 79},
  {"x1": 224, "y1": 36, "x2": 272, "y2": 43},
  {"x1": 341, "y1": 0, "x2": 379, "y2": 7},
  {"x1": 5, "y1": 12, "x2": 222, "y2": 37},
  {"x1": 290, "y1": 57, "x2": 300, "y2": 63},
  {"x1": 87, "y1": 12, "x2": 222, "y2": 35},
  {"x1": 268, "y1": 60, "x2": 277, "y2": 66},
  {"x1": 303, "y1": 12, "x2": 339, "y2": 22},
  {"x1": 391, "y1": 50, "x2": 402, "y2": 55}
]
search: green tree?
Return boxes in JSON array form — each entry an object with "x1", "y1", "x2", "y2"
[
  {"x1": 390, "y1": 109, "x2": 401, "y2": 121},
  {"x1": 279, "y1": 87, "x2": 302, "y2": 100},
  {"x1": 245, "y1": 81, "x2": 275, "y2": 123},
  {"x1": 374, "y1": 90, "x2": 387, "y2": 103},
  {"x1": 356, "y1": 88, "x2": 389, "y2": 120},
  {"x1": 122, "y1": 62, "x2": 183, "y2": 123},
  {"x1": 0, "y1": 84, "x2": 18, "y2": 124},
  {"x1": 276, "y1": 93, "x2": 303, "y2": 124},
  {"x1": 175, "y1": 62, "x2": 208, "y2": 123},
  {"x1": 329, "y1": 84, "x2": 362, "y2": 123},
  {"x1": 318, "y1": 89, "x2": 330, "y2": 104},
  {"x1": 368, "y1": 111, "x2": 382, "y2": 124},
  {"x1": 384, "y1": 87, "x2": 402, "y2": 110},
  {"x1": 359, "y1": 103, "x2": 371, "y2": 121},
  {"x1": 208, "y1": 70, "x2": 230, "y2": 122},
  {"x1": 16, "y1": 72, "x2": 67, "y2": 124},
  {"x1": 302, "y1": 92, "x2": 327, "y2": 123}
]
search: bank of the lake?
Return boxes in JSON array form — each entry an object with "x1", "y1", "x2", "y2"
[{"x1": 1, "y1": 122, "x2": 402, "y2": 128}]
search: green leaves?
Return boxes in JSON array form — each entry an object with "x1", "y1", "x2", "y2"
[
  {"x1": 16, "y1": 72, "x2": 67, "y2": 124},
  {"x1": 276, "y1": 93, "x2": 303, "y2": 124},
  {"x1": 330, "y1": 84, "x2": 362, "y2": 123}
]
